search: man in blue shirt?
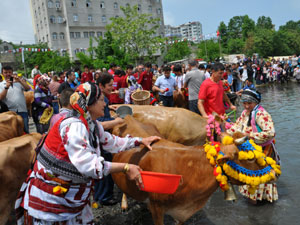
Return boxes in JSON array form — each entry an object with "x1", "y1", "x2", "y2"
[
  {"x1": 153, "y1": 66, "x2": 177, "y2": 107},
  {"x1": 236, "y1": 78, "x2": 256, "y2": 96}
]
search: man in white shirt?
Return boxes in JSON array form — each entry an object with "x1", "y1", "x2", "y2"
[
  {"x1": 31, "y1": 64, "x2": 41, "y2": 78},
  {"x1": 0, "y1": 66, "x2": 31, "y2": 133}
]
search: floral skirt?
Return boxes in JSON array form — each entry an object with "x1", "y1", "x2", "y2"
[{"x1": 239, "y1": 183, "x2": 278, "y2": 202}]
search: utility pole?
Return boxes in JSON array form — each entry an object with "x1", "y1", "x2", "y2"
[{"x1": 20, "y1": 41, "x2": 27, "y2": 77}]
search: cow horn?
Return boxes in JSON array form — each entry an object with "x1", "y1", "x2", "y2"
[{"x1": 234, "y1": 136, "x2": 247, "y2": 145}]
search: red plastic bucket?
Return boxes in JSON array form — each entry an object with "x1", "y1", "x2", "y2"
[{"x1": 140, "y1": 171, "x2": 182, "y2": 194}]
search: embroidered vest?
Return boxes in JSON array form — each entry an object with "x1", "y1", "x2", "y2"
[{"x1": 37, "y1": 116, "x2": 89, "y2": 183}]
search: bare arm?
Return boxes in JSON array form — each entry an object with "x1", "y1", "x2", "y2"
[
  {"x1": 198, "y1": 99, "x2": 208, "y2": 118},
  {"x1": 223, "y1": 92, "x2": 236, "y2": 111},
  {"x1": 152, "y1": 85, "x2": 165, "y2": 94},
  {"x1": 0, "y1": 80, "x2": 12, "y2": 100},
  {"x1": 101, "y1": 118, "x2": 124, "y2": 131}
]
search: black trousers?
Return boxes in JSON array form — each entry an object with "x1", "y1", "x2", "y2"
[{"x1": 159, "y1": 95, "x2": 174, "y2": 107}]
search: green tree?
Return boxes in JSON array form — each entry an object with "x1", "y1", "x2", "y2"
[
  {"x1": 253, "y1": 29, "x2": 275, "y2": 57},
  {"x1": 106, "y1": 5, "x2": 165, "y2": 64},
  {"x1": 256, "y1": 16, "x2": 273, "y2": 30},
  {"x1": 197, "y1": 40, "x2": 219, "y2": 61},
  {"x1": 227, "y1": 16, "x2": 244, "y2": 39},
  {"x1": 218, "y1": 21, "x2": 228, "y2": 51},
  {"x1": 279, "y1": 20, "x2": 300, "y2": 32},
  {"x1": 227, "y1": 38, "x2": 245, "y2": 54},
  {"x1": 241, "y1": 15, "x2": 255, "y2": 40},
  {"x1": 15, "y1": 43, "x2": 72, "y2": 75},
  {"x1": 164, "y1": 39, "x2": 191, "y2": 62}
]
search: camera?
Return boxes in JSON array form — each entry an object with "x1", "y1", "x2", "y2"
[{"x1": 10, "y1": 76, "x2": 13, "y2": 87}]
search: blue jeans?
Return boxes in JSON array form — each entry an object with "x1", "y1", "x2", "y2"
[
  {"x1": 17, "y1": 111, "x2": 29, "y2": 133},
  {"x1": 188, "y1": 100, "x2": 201, "y2": 115},
  {"x1": 52, "y1": 102, "x2": 59, "y2": 114}
]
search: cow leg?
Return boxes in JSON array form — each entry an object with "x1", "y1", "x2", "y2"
[{"x1": 148, "y1": 202, "x2": 164, "y2": 225}]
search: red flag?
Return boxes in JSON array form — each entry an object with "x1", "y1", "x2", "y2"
[
  {"x1": 19, "y1": 48, "x2": 22, "y2": 52},
  {"x1": 38, "y1": 49, "x2": 41, "y2": 52},
  {"x1": 29, "y1": 48, "x2": 31, "y2": 51},
  {"x1": 217, "y1": 30, "x2": 220, "y2": 37}
]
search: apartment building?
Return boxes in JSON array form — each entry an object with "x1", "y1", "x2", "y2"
[
  {"x1": 165, "y1": 21, "x2": 203, "y2": 43},
  {"x1": 29, "y1": 0, "x2": 164, "y2": 58}
]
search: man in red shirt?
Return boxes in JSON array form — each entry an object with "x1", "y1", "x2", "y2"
[
  {"x1": 198, "y1": 62, "x2": 236, "y2": 118},
  {"x1": 81, "y1": 65, "x2": 93, "y2": 83},
  {"x1": 108, "y1": 63, "x2": 116, "y2": 76},
  {"x1": 109, "y1": 70, "x2": 125, "y2": 104},
  {"x1": 133, "y1": 64, "x2": 144, "y2": 84},
  {"x1": 139, "y1": 62, "x2": 153, "y2": 91}
]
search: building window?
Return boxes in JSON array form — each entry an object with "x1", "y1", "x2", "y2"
[
  {"x1": 57, "y1": 16, "x2": 63, "y2": 23},
  {"x1": 100, "y1": 1, "x2": 105, "y2": 8},
  {"x1": 115, "y1": 15, "x2": 119, "y2": 18},
  {"x1": 75, "y1": 32, "x2": 81, "y2": 38},
  {"x1": 71, "y1": 0, "x2": 77, "y2": 7},
  {"x1": 50, "y1": 15, "x2": 56, "y2": 23},
  {"x1": 88, "y1": 15, "x2": 93, "y2": 22},
  {"x1": 42, "y1": 37, "x2": 45, "y2": 42},
  {"x1": 157, "y1": 8, "x2": 161, "y2": 14},
  {"x1": 55, "y1": 0, "x2": 60, "y2": 8},
  {"x1": 73, "y1": 14, "x2": 78, "y2": 22},
  {"x1": 86, "y1": 0, "x2": 91, "y2": 7},
  {"x1": 4, "y1": 46, "x2": 9, "y2": 51},
  {"x1": 125, "y1": 3, "x2": 130, "y2": 8},
  {"x1": 138, "y1": 4, "x2": 141, "y2": 11},
  {"x1": 46, "y1": 34, "x2": 49, "y2": 42},
  {"x1": 83, "y1": 32, "x2": 89, "y2": 38},
  {"x1": 48, "y1": 0, "x2": 53, "y2": 8},
  {"x1": 70, "y1": 32, "x2": 75, "y2": 38},
  {"x1": 89, "y1": 31, "x2": 95, "y2": 37},
  {"x1": 60, "y1": 32, "x2": 65, "y2": 39},
  {"x1": 97, "y1": 32, "x2": 103, "y2": 37},
  {"x1": 156, "y1": 0, "x2": 160, "y2": 3},
  {"x1": 102, "y1": 15, "x2": 106, "y2": 23},
  {"x1": 114, "y1": 2, "x2": 118, "y2": 9},
  {"x1": 148, "y1": 5, "x2": 152, "y2": 12},
  {"x1": 52, "y1": 32, "x2": 58, "y2": 40}
]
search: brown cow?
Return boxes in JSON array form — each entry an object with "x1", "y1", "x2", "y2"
[
  {"x1": 112, "y1": 117, "x2": 276, "y2": 225},
  {"x1": 0, "y1": 133, "x2": 42, "y2": 225},
  {"x1": 116, "y1": 105, "x2": 207, "y2": 146},
  {"x1": 24, "y1": 91, "x2": 34, "y2": 116},
  {"x1": 0, "y1": 111, "x2": 24, "y2": 142}
]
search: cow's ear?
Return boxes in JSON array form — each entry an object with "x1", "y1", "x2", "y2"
[
  {"x1": 217, "y1": 154, "x2": 232, "y2": 165},
  {"x1": 217, "y1": 145, "x2": 237, "y2": 165}
]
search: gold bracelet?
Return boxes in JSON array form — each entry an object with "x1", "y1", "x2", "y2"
[{"x1": 123, "y1": 163, "x2": 130, "y2": 174}]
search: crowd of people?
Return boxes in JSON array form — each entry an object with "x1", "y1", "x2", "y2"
[{"x1": 0, "y1": 53, "x2": 295, "y2": 224}]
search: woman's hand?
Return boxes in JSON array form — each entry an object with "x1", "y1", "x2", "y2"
[
  {"x1": 125, "y1": 164, "x2": 144, "y2": 189},
  {"x1": 141, "y1": 136, "x2": 161, "y2": 150}
]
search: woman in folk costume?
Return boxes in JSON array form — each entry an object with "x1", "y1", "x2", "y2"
[
  {"x1": 124, "y1": 75, "x2": 142, "y2": 104},
  {"x1": 16, "y1": 82, "x2": 160, "y2": 224},
  {"x1": 226, "y1": 89, "x2": 280, "y2": 204}
]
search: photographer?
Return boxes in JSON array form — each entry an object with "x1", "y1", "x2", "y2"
[{"x1": 0, "y1": 66, "x2": 31, "y2": 133}]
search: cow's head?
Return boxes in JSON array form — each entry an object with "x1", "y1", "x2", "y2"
[{"x1": 205, "y1": 133, "x2": 281, "y2": 194}]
